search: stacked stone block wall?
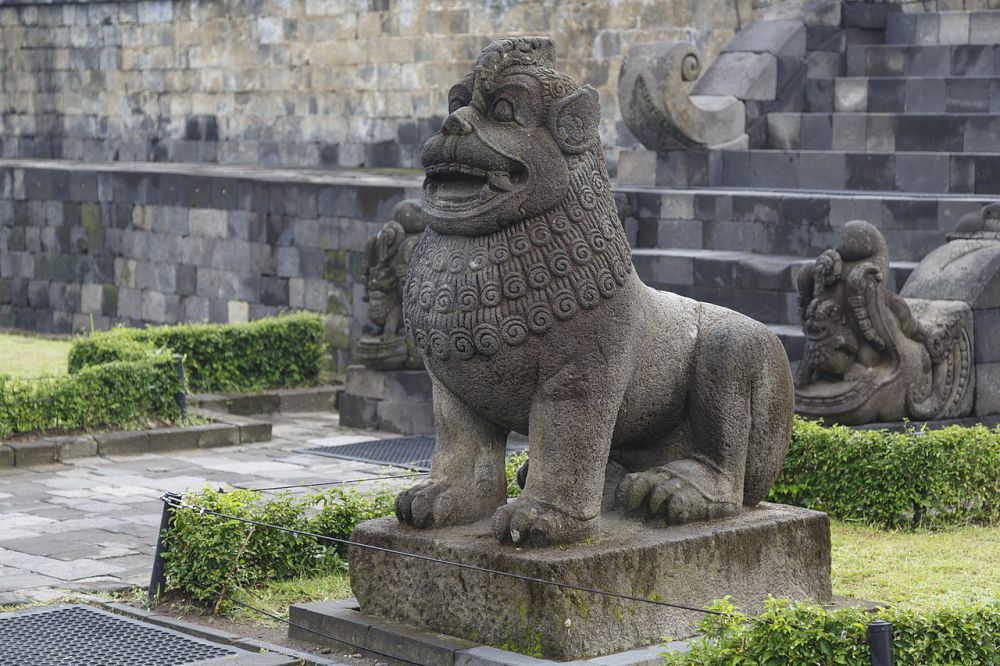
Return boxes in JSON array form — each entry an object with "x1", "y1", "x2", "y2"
[
  {"x1": 0, "y1": 160, "x2": 422, "y2": 372},
  {"x1": 0, "y1": 0, "x2": 839, "y2": 171}
]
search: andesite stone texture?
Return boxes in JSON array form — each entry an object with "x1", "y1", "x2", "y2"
[
  {"x1": 350, "y1": 507, "x2": 832, "y2": 660},
  {"x1": 394, "y1": 36, "x2": 796, "y2": 550},
  {"x1": 0, "y1": 0, "x2": 824, "y2": 170},
  {"x1": 795, "y1": 220, "x2": 975, "y2": 424},
  {"x1": 0, "y1": 160, "x2": 423, "y2": 373},
  {"x1": 339, "y1": 366, "x2": 434, "y2": 436}
]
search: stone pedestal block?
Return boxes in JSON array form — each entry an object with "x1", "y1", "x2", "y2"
[
  {"x1": 903, "y1": 237, "x2": 1000, "y2": 417},
  {"x1": 340, "y1": 366, "x2": 434, "y2": 435},
  {"x1": 349, "y1": 504, "x2": 832, "y2": 660}
]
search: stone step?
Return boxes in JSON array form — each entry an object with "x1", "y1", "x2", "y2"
[
  {"x1": 613, "y1": 182, "x2": 995, "y2": 262},
  {"x1": 765, "y1": 111, "x2": 1000, "y2": 153},
  {"x1": 770, "y1": 323, "x2": 805, "y2": 362},
  {"x1": 846, "y1": 43, "x2": 1000, "y2": 78},
  {"x1": 829, "y1": 76, "x2": 1000, "y2": 114},
  {"x1": 663, "y1": 148, "x2": 1000, "y2": 195},
  {"x1": 886, "y1": 10, "x2": 1000, "y2": 46},
  {"x1": 630, "y1": 247, "x2": 917, "y2": 327}
]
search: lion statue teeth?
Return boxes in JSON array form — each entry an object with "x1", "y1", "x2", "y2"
[{"x1": 395, "y1": 36, "x2": 795, "y2": 547}]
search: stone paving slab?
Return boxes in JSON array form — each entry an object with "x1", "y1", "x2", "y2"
[{"x1": 0, "y1": 412, "x2": 405, "y2": 601}]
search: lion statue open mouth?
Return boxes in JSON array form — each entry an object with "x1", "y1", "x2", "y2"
[{"x1": 396, "y1": 36, "x2": 794, "y2": 546}]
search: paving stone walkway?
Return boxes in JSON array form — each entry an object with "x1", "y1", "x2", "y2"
[{"x1": 0, "y1": 412, "x2": 399, "y2": 604}]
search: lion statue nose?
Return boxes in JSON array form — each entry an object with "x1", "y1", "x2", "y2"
[{"x1": 442, "y1": 108, "x2": 475, "y2": 136}]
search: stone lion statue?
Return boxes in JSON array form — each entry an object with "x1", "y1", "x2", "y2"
[{"x1": 395, "y1": 36, "x2": 794, "y2": 546}]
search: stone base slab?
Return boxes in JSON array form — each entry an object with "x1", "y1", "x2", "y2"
[
  {"x1": 340, "y1": 366, "x2": 434, "y2": 435},
  {"x1": 288, "y1": 599, "x2": 691, "y2": 666},
  {"x1": 348, "y1": 504, "x2": 832, "y2": 660}
]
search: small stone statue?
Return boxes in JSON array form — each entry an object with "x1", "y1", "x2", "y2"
[
  {"x1": 395, "y1": 36, "x2": 794, "y2": 546},
  {"x1": 795, "y1": 220, "x2": 973, "y2": 424},
  {"x1": 354, "y1": 200, "x2": 427, "y2": 370}
]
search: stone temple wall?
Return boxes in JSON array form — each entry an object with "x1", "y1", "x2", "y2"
[
  {"x1": 0, "y1": 160, "x2": 422, "y2": 372},
  {"x1": 0, "y1": 0, "x2": 839, "y2": 172}
]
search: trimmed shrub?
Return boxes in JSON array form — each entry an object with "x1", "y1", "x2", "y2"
[
  {"x1": 666, "y1": 596, "x2": 1000, "y2": 666},
  {"x1": 70, "y1": 313, "x2": 325, "y2": 392},
  {"x1": 67, "y1": 332, "x2": 160, "y2": 368},
  {"x1": 769, "y1": 418, "x2": 1000, "y2": 529},
  {"x1": 0, "y1": 352, "x2": 182, "y2": 438},
  {"x1": 162, "y1": 486, "x2": 391, "y2": 604},
  {"x1": 163, "y1": 453, "x2": 528, "y2": 603}
]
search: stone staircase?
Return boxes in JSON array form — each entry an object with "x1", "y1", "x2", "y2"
[{"x1": 620, "y1": 6, "x2": 1000, "y2": 361}]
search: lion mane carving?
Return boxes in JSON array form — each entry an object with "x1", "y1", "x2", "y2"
[{"x1": 396, "y1": 36, "x2": 794, "y2": 546}]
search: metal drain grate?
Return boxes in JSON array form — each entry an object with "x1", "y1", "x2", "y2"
[
  {"x1": 300, "y1": 436, "x2": 526, "y2": 471},
  {"x1": 0, "y1": 605, "x2": 239, "y2": 666}
]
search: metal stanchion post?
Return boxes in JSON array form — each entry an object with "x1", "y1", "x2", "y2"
[
  {"x1": 868, "y1": 619, "x2": 894, "y2": 666},
  {"x1": 148, "y1": 491, "x2": 182, "y2": 603}
]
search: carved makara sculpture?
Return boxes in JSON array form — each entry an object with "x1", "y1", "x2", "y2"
[
  {"x1": 354, "y1": 200, "x2": 427, "y2": 370},
  {"x1": 395, "y1": 36, "x2": 794, "y2": 546},
  {"x1": 618, "y1": 41, "x2": 747, "y2": 150},
  {"x1": 795, "y1": 220, "x2": 973, "y2": 424}
]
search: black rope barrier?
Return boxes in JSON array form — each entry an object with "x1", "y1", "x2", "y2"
[
  {"x1": 230, "y1": 473, "x2": 427, "y2": 493},
  {"x1": 159, "y1": 493, "x2": 725, "y2": 616}
]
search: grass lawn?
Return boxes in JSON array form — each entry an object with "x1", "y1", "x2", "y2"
[
  {"x1": 226, "y1": 572, "x2": 352, "y2": 624},
  {"x1": 831, "y1": 521, "x2": 1000, "y2": 606},
  {"x1": 0, "y1": 332, "x2": 72, "y2": 378}
]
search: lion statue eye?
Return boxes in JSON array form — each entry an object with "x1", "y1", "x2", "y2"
[
  {"x1": 449, "y1": 97, "x2": 468, "y2": 114},
  {"x1": 491, "y1": 98, "x2": 515, "y2": 123}
]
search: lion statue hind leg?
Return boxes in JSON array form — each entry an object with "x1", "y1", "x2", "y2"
[{"x1": 616, "y1": 313, "x2": 794, "y2": 524}]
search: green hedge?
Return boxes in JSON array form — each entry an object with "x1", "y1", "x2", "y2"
[
  {"x1": 163, "y1": 486, "x2": 395, "y2": 603},
  {"x1": 66, "y1": 334, "x2": 160, "y2": 367},
  {"x1": 769, "y1": 418, "x2": 1000, "y2": 529},
  {"x1": 164, "y1": 454, "x2": 528, "y2": 603},
  {"x1": 0, "y1": 352, "x2": 182, "y2": 438},
  {"x1": 667, "y1": 596, "x2": 1000, "y2": 665},
  {"x1": 69, "y1": 313, "x2": 325, "y2": 393}
]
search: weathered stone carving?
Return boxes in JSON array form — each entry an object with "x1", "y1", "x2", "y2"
[
  {"x1": 949, "y1": 202, "x2": 1000, "y2": 241},
  {"x1": 902, "y1": 203, "x2": 1000, "y2": 417},
  {"x1": 618, "y1": 42, "x2": 748, "y2": 150},
  {"x1": 795, "y1": 220, "x2": 974, "y2": 424},
  {"x1": 354, "y1": 200, "x2": 428, "y2": 370},
  {"x1": 396, "y1": 36, "x2": 794, "y2": 546}
]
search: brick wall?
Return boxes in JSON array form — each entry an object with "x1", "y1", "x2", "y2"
[
  {"x1": 0, "y1": 160, "x2": 422, "y2": 371},
  {"x1": 0, "y1": 0, "x2": 797, "y2": 171}
]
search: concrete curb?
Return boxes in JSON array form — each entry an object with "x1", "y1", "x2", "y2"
[
  {"x1": 0, "y1": 384, "x2": 340, "y2": 470},
  {"x1": 290, "y1": 599, "x2": 692, "y2": 666},
  {"x1": 94, "y1": 600, "x2": 346, "y2": 666},
  {"x1": 0, "y1": 411, "x2": 272, "y2": 469},
  {"x1": 191, "y1": 385, "x2": 340, "y2": 416}
]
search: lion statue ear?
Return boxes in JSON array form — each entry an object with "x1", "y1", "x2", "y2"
[{"x1": 550, "y1": 85, "x2": 601, "y2": 154}]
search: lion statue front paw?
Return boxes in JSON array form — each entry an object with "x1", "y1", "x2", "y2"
[
  {"x1": 492, "y1": 496, "x2": 598, "y2": 547},
  {"x1": 395, "y1": 481, "x2": 498, "y2": 528}
]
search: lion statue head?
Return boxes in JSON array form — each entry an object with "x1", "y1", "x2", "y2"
[
  {"x1": 420, "y1": 36, "x2": 604, "y2": 236},
  {"x1": 403, "y1": 37, "x2": 632, "y2": 363}
]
